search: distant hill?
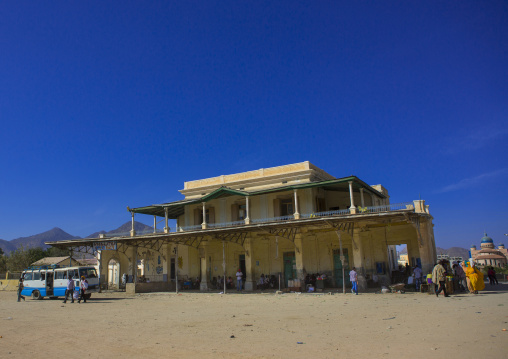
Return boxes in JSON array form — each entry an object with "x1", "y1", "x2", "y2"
[
  {"x1": 86, "y1": 221, "x2": 154, "y2": 239},
  {"x1": 0, "y1": 238, "x2": 16, "y2": 253},
  {"x1": 0, "y1": 222, "x2": 154, "y2": 254},
  {"x1": 0, "y1": 228, "x2": 80, "y2": 254}
]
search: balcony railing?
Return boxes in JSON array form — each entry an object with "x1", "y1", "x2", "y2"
[
  {"x1": 251, "y1": 215, "x2": 294, "y2": 223},
  {"x1": 358, "y1": 202, "x2": 414, "y2": 214},
  {"x1": 208, "y1": 220, "x2": 245, "y2": 229},
  {"x1": 301, "y1": 208, "x2": 350, "y2": 218},
  {"x1": 114, "y1": 202, "x2": 417, "y2": 238}
]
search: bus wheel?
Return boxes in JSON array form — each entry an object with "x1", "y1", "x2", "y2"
[
  {"x1": 85, "y1": 293, "x2": 92, "y2": 300},
  {"x1": 32, "y1": 290, "x2": 43, "y2": 300}
]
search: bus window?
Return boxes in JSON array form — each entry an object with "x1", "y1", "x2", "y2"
[
  {"x1": 68, "y1": 270, "x2": 78, "y2": 279},
  {"x1": 41, "y1": 272, "x2": 46, "y2": 281},
  {"x1": 79, "y1": 268, "x2": 97, "y2": 278},
  {"x1": 24, "y1": 272, "x2": 33, "y2": 281},
  {"x1": 33, "y1": 271, "x2": 41, "y2": 281},
  {"x1": 56, "y1": 271, "x2": 64, "y2": 279}
]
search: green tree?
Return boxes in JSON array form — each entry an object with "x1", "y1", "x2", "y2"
[
  {"x1": 5, "y1": 246, "x2": 46, "y2": 271},
  {"x1": 45, "y1": 246, "x2": 69, "y2": 257}
]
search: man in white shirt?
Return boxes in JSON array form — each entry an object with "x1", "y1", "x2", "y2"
[
  {"x1": 63, "y1": 275, "x2": 75, "y2": 303},
  {"x1": 236, "y1": 269, "x2": 243, "y2": 291},
  {"x1": 349, "y1": 267, "x2": 358, "y2": 295}
]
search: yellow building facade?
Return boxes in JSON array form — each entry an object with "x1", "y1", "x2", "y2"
[{"x1": 48, "y1": 161, "x2": 437, "y2": 292}]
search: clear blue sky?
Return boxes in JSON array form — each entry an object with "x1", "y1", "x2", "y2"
[{"x1": 1, "y1": 2, "x2": 507, "y2": 248}]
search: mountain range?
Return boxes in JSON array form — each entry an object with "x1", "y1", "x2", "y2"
[{"x1": 0, "y1": 221, "x2": 153, "y2": 254}]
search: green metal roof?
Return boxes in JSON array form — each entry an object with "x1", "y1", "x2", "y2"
[{"x1": 130, "y1": 176, "x2": 386, "y2": 218}]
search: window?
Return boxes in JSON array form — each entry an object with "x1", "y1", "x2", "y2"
[
  {"x1": 56, "y1": 271, "x2": 65, "y2": 280},
  {"x1": 24, "y1": 272, "x2": 33, "y2": 281},
  {"x1": 68, "y1": 270, "x2": 78, "y2": 279},
  {"x1": 238, "y1": 204, "x2": 247, "y2": 220},
  {"x1": 280, "y1": 199, "x2": 294, "y2": 216},
  {"x1": 33, "y1": 271, "x2": 40, "y2": 281},
  {"x1": 79, "y1": 268, "x2": 97, "y2": 278}
]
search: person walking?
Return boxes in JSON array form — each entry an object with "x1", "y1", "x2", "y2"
[
  {"x1": 17, "y1": 278, "x2": 25, "y2": 302},
  {"x1": 78, "y1": 276, "x2": 88, "y2": 303},
  {"x1": 487, "y1": 267, "x2": 498, "y2": 285},
  {"x1": 63, "y1": 274, "x2": 75, "y2": 303},
  {"x1": 432, "y1": 260, "x2": 448, "y2": 298},
  {"x1": 413, "y1": 266, "x2": 422, "y2": 292},
  {"x1": 349, "y1": 267, "x2": 358, "y2": 295},
  {"x1": 236, "y1": 269, "x2": 243, "y2": 291},
  {"x1": 453, "y1": 261, "x2": 466, "y2": 292}
]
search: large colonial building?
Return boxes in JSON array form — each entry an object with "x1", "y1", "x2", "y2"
[{"x1": 47, "y1": 161, "x2": 437, "y2": 292}]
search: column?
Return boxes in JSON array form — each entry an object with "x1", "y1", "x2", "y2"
[
  {"x1": 360, "y1": 188, "x2": 365, "y2": 209},
  {"x1": 418, "y1": 219, "x2": 437, "y2": 275},
  {"x1": 293, "y1": 189, "x2": 300, "y2": 219},
  {"x1": 243, "y1": 237, "x2": 256, "y2": 291},
  {"x1": 126, "y1": 245, "x2": 138, "y2": 294},
  {"x1": 201, "y1": 202, "x2": 207, "y2": 229},
  {"x1": 153, "y1": 215, "x2": 157, "y2": 233},
  {"x1": 352, "y1": 231, "x2": 367, "y2": 291},
  {"x1": 97, "y1": 250, "x2": 105, "y2": 292},
  {"x1": 132, "y1": 246, "x2": 138, "y2": 284},
  {"x1": 200, "y1": 243, "x2": 211, "y2": 291},
  {"x1": 245, "y1": 196, "x2": 251, "y2": 224},
  {"x1": 164, "y1": 208, "x2": 169, "y2": 233},
  {"x1": 130, "y1": 212, "x2": 136, "y2": 237},
  {"x1": 348, "y1": 181, "x2": 357, "y2": 214}
]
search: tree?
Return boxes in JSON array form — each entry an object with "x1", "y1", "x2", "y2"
[{"x1": 5, "y1": 246, "x2": 46, "y2": 272}]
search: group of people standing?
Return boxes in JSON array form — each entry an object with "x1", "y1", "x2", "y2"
[{"x1": 432, "y1": 259, "x2": 486, "y2": 297}]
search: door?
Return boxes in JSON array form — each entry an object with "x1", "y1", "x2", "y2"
[
  {"x1": 283, "y1": 252, "x2": 296, "y2": 287},
  {"x1": 333, "y1": 248, "x2": 349, "y2": 287},
  {"x1": 170, "y1": 258, "x2": 176, "y2": 280},
  {"x1": 46, "y1": 271, "x2": 54, "y2": 296},
  {"x1": 239, "y1": 254, "x2": 246, "y2": 286}
]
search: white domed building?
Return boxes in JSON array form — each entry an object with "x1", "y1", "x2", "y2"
[{"x1": 470, "y1": 233, "x2": 508, "y2": 268}]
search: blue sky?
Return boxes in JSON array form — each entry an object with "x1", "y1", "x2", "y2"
[{"x1": 1, "y1": 1, "x2": 507, "y2": 248}]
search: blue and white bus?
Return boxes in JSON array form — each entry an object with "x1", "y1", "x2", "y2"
[{"x1": 21, "y1": 266, "x2": 99, "y2": 300}]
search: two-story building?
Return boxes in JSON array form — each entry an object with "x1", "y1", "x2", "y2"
[{"x1": 47, "y1": 161, "x2": 437, "y2": 292}]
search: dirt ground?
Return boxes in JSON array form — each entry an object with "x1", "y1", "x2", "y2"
[{"x1": 1, "y1": 284, "x2": 507, "y2": 359}]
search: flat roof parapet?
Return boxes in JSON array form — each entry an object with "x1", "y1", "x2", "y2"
[{"x1": 180, "y1": 161, "x2": 335, "y2": 196}]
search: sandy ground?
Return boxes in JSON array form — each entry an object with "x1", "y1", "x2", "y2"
[{"x1": 1, "y1": 284, "x2": 507, "y2": 359}]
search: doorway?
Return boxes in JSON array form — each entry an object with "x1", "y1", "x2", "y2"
[
  {"x1": 283, "y1": 252, "x2": 296, "y2": 287},
  {"x1": 333, "y1": 248, "x2": 349, "y2": 287},
  {"x1": 108, "y1": 258, "x2": 120, "y2": 288},
  {"x1": 239, "y1": 254, "x2": 246, "y2": 287}
]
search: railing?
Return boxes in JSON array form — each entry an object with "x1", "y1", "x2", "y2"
[
  {"x1": 251, "y1": 215, "x2": 294, "y2": 224},
  {"x1": 123, "y1": 202, "x2": 416, "y2": 237},
  {"x1": 208, "y1": 220, "x2": 245, "y2": 229},
  {"x1": 359, "y1": 202, "x2": 414, "y2": 214},
  {"x1": 106, "y1": 228, "x2": 165, "y2": 238},
  {"x1": 301, "y1": 208, "x2": 350, "y2": 218}
]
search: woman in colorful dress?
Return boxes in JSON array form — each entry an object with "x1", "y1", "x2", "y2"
[{"x1": 461, "y1": 260, "x2": 485, "y2": 294}]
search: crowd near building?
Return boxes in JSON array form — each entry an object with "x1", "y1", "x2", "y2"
[{"x1": 47, "y1": 162, "x2": 437, "y2": 293}]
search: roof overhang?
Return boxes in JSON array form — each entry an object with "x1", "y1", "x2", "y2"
[{"x1": 130, "y1": 176, "x2": 386, "y2": 218}]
